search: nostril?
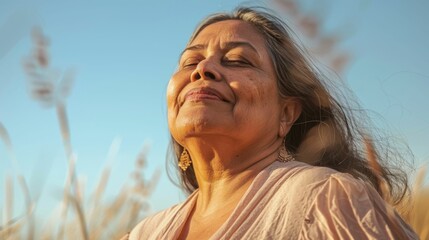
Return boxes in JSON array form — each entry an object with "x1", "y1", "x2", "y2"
[
  {"x1": 194, "y1": 72, "x2": 201, "y2": 80},
  {"x1": 204, "y1": 71, "x2": 215, "y2": 79}
]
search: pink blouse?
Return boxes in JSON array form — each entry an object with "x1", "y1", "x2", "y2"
[{"x1": 126, "y1": 161, "x2": 417, "y2": 239}]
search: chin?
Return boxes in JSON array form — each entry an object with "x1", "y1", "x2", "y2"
[
  {"x1": 170, "y1": 103, "x2": 234, "y2": 140},
  {"x1": 172, "y1": 116, "x2": 231, "y2": 141}
]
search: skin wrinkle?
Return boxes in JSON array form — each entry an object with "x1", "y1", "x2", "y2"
[
  {"x1": 165, "y1": 20, "x2": 302, "y2": 239},
  {"x1": 181, "y1": 41, "x2": 261, "y2": 61},
  {"x1": 127, "y1": 8, "x2": 417, "y2": 240},
  {"x1": 167, "y1": 23, "x2": 280, "y2": 140}
]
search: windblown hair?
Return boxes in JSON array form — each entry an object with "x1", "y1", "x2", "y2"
[{"x1": 168, "y1": 7, "x2": 410, "y2": 204}]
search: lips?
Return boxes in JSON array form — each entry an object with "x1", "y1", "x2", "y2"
[{"x1": 183, "y1": 87, "x2": 227, "y2": 104}]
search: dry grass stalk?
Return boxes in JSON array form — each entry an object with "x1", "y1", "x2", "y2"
[
  {"x1": 66, "y1": 193, "x2": 89, "y2": 240},
  {"x1": 0, "y1": 122, "x2": 12, "y2": 152},
  {"x1": 3, "y1": 174, "x2": 13, "y2": 237},
  {"x1": 20, "y1": 26, "x2": 83, "y2": 239},
  {"x1": 0, "y1": 177, "x2": 35, "y2": 240},
  {"x1": 0, "y1": 122, "x2": 21, "y2": 174},
  {"x1": 56, "y1": 102, "x2": 73, "y2": 158},
  {"x1": 1, "y1": 141, "x2": 158, "y2": 239},
  {"x1": 88, "y1": 138, "x2": 121, "y2": 229},
  {"x1": 0, "y1": 218, "x2": 24, "y2": 240},
  {"x1": 56, "y1": 154, "x2": 76, "y2": 240},
  {"x1": 364, "y1": 136, "x2": 390, "y2": 199},
  {"x1": 272, "y1": 0, "x2": 352, "y2": 74},
  {"x1": 87, "y1": 165, "x2": 111, "y2": 236},
  {"x1": 0, "y1": 122, "x2": 36, "y2": 240},
  {"x1": 404, "y1": 166, "x2": 429, "y2": 239},
  {"x1": 17, "y1": 175, "x2": 35, "y2": 240},
  {"x1": 2, "y1": 26, "x2": 156, "y2": 239},
  {"x1": 365, "y1": 136, "x2": 429, "y2": 239}
]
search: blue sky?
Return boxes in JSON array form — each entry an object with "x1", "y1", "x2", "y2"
[{"x1": 1, "y1": 0, "x2": 428, "y2": 218}]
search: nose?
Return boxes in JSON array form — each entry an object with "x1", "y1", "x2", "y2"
[{"x1": 190, "y1": 58, "x2": 221, "y2": 82}]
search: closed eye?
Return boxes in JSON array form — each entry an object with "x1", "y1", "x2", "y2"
[
  {"x1": 181, "y1": 58, "x2": 201, "y2": 68},
  {"x1": 222, "y1": 58, "x2": 252, "y2": 67}
]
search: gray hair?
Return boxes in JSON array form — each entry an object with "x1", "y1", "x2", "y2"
[{"x1": 168, "y1": 7, "x2": 409, "y2": 205}]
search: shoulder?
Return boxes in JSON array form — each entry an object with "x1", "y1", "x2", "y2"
[
  {"x1": 271, "y1": 162, "x2": 417, "y2": 239},
  {"x1": 262, "y1": 162, "x2": 341, "y2": 223},
  {"x1": 268, "y1": 161, "x2": 343, "y2": 205},
  {"x1": 274, "y1": 161, "x2": 381, "y2": 201},
  {"x1": 293, "y1": 168, "x2": 418, "y2": 239},
  {"x1": 272, "y1": 160, "x2": 339, "y2": 191},
  {"x1": 269, "y1": 162, "x2": 342, "y2": 231}
]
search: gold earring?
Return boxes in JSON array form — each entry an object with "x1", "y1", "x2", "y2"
[
  {"x1": 179, "y1": 148, "x2": 192, "y2": 171},
  {"x1": 278, "y1": 138, "x2": 294, "y2": 162}
]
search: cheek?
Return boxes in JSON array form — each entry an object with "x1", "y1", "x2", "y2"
[
  {"x1": 166, "y1": 73, "x2": 187, "y2": 132},
  {"x1": 166, "y1": 80, "x2": 178, "y2": 109},
  {"x1": 230, "y1": 74, "x2": 281, "y2": 128},
  {"x1": 231, "y1": 75, "x2": 278, "y2": 108},
  {"x1": 167, "y1": 72, "x2": 188, "y2": 110}
]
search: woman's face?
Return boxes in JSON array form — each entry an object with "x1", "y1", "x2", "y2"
[{"x1": 167, "y1": 20, "x2": 285, "y2": 146}]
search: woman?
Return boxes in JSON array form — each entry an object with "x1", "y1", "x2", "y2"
[{"x1": 125, "y1": 7, "x2": 417, "y2": 239}]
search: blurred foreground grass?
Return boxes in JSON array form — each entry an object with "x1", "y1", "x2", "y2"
[
  {"x1": 1, "y1": 27, "x2": 160, "y2": 240},
  {"x1": 403, "y1": 167, "x2": 429, "y2": 239},
  {"x1": 0, "y1": 151, "x2": 159, "y2": 240}
]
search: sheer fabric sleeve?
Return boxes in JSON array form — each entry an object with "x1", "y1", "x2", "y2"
[{"x1": 299, "y1": 173, "x2": 418, "y2": 240}]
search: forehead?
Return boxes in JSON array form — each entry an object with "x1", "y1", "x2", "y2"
[{"x1": 190, "y1": 20, "x2": 267, "y2": 50}]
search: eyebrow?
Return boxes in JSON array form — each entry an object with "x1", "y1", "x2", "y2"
[{"x1": 180, "y1": 41, "x2": 259, "y2": 57}]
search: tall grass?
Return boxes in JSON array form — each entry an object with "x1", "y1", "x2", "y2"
[
  {"x1": 365, "y1": 137, "x2": 429, "y2": 239},
  {"x1": 403, "y1": 166, "x2": 429, "y2": 239},
  {"x1": 0, "y1": 148, "x2": 159, "y2": 239},
  {"x1": 272, "y1": 0, "x2": 351, "y2": 75},
  {"x1": 0, "y1": 27, "x2": 159, "y2": 240}
]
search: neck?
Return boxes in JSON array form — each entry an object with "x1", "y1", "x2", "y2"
[{"x1": 184, "y1": 135, "x2": 281, "y2": 216}]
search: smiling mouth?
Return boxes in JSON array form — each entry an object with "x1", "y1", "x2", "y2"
[{"x1": 183, "y1": 88, "x2": 227, "y2": 103}]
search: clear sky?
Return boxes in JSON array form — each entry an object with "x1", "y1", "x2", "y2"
[{"x1": 1, "y1": 0, "x2": 428, "y2": 219}]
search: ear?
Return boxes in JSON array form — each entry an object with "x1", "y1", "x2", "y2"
[{"x1": 279, "y1": 98, "x2": 302, "y2": 137}]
